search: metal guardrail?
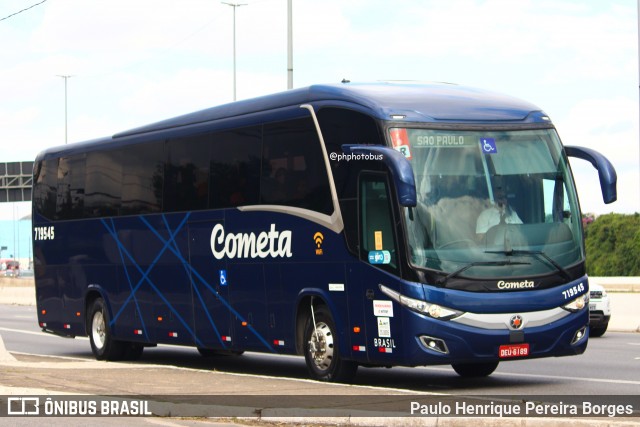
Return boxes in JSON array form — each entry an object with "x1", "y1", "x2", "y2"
[{"x1": 589, "y1": 277, "x2": 640, "y2": 293}]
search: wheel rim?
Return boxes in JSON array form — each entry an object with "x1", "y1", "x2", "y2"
[
  {"x1": 91, "y1": 311, "x2": 106, "y2": 350},
  {"x1": 308, "y1": 321, "x2": 334, "y2": 371}
]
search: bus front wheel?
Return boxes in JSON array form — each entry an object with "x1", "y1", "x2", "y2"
[
  {"x1": 87, "y1": 298, "x2": 125, "y2": 361},
  {"x1": 303, "y1": 305, "x2": 357, "y2": 383},
  {"x1": 451, "y1": 361, "x2": 499, "y2": 377}
]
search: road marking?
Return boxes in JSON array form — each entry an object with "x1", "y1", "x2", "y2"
[
  {"x1": 11, "y1": 351, "x2": 90, "y2": 362},
  {"x1": 417, "y1": 365, "x2": 640, "y2": 386},
  {"x1": 494, "y1": 370, "x2": 640, "y2": 385},
  {"x1": 0, "y1": 326, "x2": 87, "y2": 340}
]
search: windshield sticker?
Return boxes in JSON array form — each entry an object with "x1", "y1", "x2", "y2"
[
  {"x1": 368, "y1": 250, "x2": 391, "y2": 265},
  {"x1": 377, "y1": 317, "x2": 391, "y2": 337},
  {"x1": 390, "y1": 128, "x2": 412, "y2": 159},
  {"x1": 374, "y1": 230, "x2": 383, "y2": 250},
  {"x1": 480, "y1": 137, "x2": 497, "y2": 154}
]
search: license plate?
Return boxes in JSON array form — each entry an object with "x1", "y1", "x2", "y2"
[
  {"x1": 589, "y1": 304, "x2": 596, "y2": 311},
  {"x1": 499, "y1": 343, "x2": 530, "y2": 358}
]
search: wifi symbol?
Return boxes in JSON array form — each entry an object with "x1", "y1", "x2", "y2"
[
  {"x1": 313, "y1": 232, "x2": 324, "y2": 247},
  {"x1": 313, "y1": 232, "x2": 324, "y2": 255}
]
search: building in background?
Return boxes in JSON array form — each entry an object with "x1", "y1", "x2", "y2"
[{"x1": 0, "y1": 202, "x2": 33, "y2": 272}]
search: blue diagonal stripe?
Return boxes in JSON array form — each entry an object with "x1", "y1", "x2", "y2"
[
  {"x1": 160, "y1": 215, "x2": 224, "y2": 348},
  {"x1": 109, "y1": 217, "x2": 149, "y2": 340},
  {"x1": 139, "y1": 217, "x2": 275, "y2": 353}
]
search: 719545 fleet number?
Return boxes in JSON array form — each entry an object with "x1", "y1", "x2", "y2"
[
  {"x1": 561, "y1": 282, "x2": 585, "y2": 300},
  {"x1": 34, "y1": 226, "x2": 55, "y2": 241}
]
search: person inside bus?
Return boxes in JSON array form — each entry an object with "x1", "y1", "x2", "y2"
[{"x1": 475, "y1": 187, "x2": 522, "y2": 239}]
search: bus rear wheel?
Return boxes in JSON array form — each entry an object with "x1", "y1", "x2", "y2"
[
  {"x1": 451, "y1": 361, "x2": 499, "y2": 377},
  {"x1": 87, "y1": 298, "x2": 126, "y2": 361},
  {"x1": 303, "y1": 305, "x2": 357, "y2": 383}
]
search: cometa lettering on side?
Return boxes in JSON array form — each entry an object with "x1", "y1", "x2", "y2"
[{"x1": 210, "y1": 223, "x2": 293, "y2": 260}]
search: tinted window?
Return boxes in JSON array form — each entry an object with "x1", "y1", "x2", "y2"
[
  {"x1": 85, "y1": 150, "x2": 123, "y2": 217},
  {"x1": 122, "y1": 142, "x2": 163, "y2": 215},
  {"x1": 56, "y1": 155, "x2": 86, "y2": 220},
  {"x1": 210, "y1": 127, "x2": 261, "y2": 209},
  {"x1": 317, "y1": 108, "x2": 383, "y2": 198},
  {"x1": 261, "y1": 118, "x2": 332, "y2": 215},
  {"x1": 317, "y1": 108, "x2": 383, "y2": 253},
  {"x1": 33, "y1": 158, "x2": 58, "y2": 219},
  {"x1": 164, "y1": 136, "x2": 210, "y2": 212}
]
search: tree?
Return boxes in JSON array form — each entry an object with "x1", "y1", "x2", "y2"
[{"x1": 584, "y1": 213, "x2": 640, "y2": 276}]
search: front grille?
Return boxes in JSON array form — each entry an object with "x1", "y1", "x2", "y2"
[{"x1": 590, "y1": 290, "x2": 603, "y2": 299}]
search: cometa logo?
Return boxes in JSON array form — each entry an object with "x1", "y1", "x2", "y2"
[
  {"x1": 497, "y1": 280, "x2": 535, "y2": 290},
  {"x1": 314, "y1": 232, "x2": 324, "y2": 255},
  {"x1": 210, "y1": 223, "x2": 293, "y2": 259}
]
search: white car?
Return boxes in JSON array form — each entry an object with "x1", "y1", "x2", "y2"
[{"x1": 589, "y1": 282, "x2": 611, "y2": 337}]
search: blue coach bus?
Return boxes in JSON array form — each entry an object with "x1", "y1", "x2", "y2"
[{"x1": 33, "y1": 82, "x2": 616, "y2": 382}]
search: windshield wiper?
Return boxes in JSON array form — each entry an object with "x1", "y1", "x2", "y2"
[
  {"x1": 485, "y1": 249, "x2": 571, "y2": 280},
  {"x1": 436, "y1": 260, "x2": 531, "y2": 286}
]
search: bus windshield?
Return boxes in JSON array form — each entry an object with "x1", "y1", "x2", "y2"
[{"x1": 395, "y1": 128, "x2": 584, "y2": 281}]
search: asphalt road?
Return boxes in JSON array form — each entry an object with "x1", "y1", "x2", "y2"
[{"x1": 1, "y1": 304, "x2": 639, "y2": 396}]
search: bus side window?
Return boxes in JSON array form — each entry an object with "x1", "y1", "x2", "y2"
[
  {"x1": 85, "y1": 150, "x2": 123, "y2": 217},
  {"x1": 165, "y1": 136, "x2": 210, "y2": 212},
  {"x1": 56, "y1": 155, "x2": 86, "y2": 220},
  {"x1": 359, "y1": 174, "x2": 398, "y2": 272},
  {"x1": 122, "y1": 142, "x2": 163, "y2": 215},
  {"x1": 209, "y1": 126, "x2": 261, "y2": 209},
  {"x1": 261, "y1": 118, "x2": 332, "y2": 215},
  {"x1": 33, "y1": 158, "x2": 58, "y2": 220}
]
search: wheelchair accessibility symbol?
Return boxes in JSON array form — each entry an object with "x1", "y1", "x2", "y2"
[
  {"x1": 219, "y1": 270, "x2": 227, "y2": 286},
  {"x1": 481, "y1": 138, "x2": 497, "y2": 154}
]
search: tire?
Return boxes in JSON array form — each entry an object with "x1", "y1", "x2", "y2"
[
  {"x1": 451, "y1": 361, "x2": 499, "y2": 377},
  {"x1": 87, "y1": 298, "x2": 125, "y2": 361},
  {"x1": 589, "y1": 325, "x2": 608, "y2": 338},
  {"x1": 303, "y1": 305, "x2": 357, "y2": 382}
]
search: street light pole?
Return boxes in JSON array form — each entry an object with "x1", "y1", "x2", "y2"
[
  {"x1": 222, "y1": 2, "x2": 247, "y2": 101},
  {"x1": 287, "y1": 0, "x2": 293, "y2": 89},
  {"x1": 57, "y1": 75, "x2": 72, "y2": 144}
]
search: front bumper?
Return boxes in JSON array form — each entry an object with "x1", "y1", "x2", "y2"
[{"x1": 401, "y1": 306, "x2": 588, "y2": 366}]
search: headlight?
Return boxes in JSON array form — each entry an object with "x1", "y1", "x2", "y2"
[
  {"x1": 563, "y1": 293, "x2": 589, "y2": 312},
  {"x1": 380, "y1": 284, "x2": 463, "y2": 320}
]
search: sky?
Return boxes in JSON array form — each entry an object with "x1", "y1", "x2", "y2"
[{"x1": 1, "y1": 0, "x2": 639, "y2": 220}]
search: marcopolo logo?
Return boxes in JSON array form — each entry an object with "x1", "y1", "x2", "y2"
[
  {"x1": 497, "y1": 280, "x2": 535, "y2": 290},
  {"x1": 210, "y1": 223, "x2": 293, "y2": 260}
]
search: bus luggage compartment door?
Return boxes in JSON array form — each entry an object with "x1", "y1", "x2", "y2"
[{"x1": 188, "y1": 221, "x2": 234, "y2": 351}]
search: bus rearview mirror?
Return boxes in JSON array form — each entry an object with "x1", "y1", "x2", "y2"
[
  {"x1": 341, "y1": 144, "x2": 417, "y2": 207},
  {"x1": 565, "y1": 146, "x2": 617, "y2": 204}
]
